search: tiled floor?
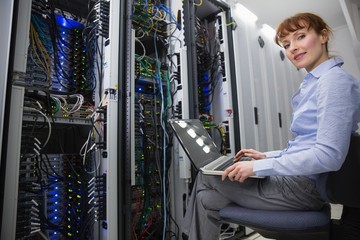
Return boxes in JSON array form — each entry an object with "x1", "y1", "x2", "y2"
[{"x1": 237, "y1": 204, "x2": 343, "y2": 240}]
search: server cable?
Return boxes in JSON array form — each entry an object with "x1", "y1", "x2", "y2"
[
  {"x1": 23, "y1": 107, "x2": 52, "y2": 149},
  {"x1": 194, "y1": 0, "x2": 203, "y2": 7},
  {"x1": 29, "y1": 21, "x2": 51, "y2": 82},
  {"x1": 135, "y1": 37, "x2": 146, "y2": 61},
  {"x1": 83, "y1": 2, "x2": 103, "y2": 94},
  {"x1": 154, "y1": 22, "x2": 168, "y2": 240}
]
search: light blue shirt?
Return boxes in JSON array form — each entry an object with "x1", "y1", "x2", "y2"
[{"x1": 253, "y1": 57, "x2": 360, "y2": 180}]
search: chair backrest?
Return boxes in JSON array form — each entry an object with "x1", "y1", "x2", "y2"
[{"x1": 326, "y1": 134, "x2": 360, "y2": 208}]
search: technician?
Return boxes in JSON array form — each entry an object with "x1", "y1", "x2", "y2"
[{"x1": 182, "y1": 12, "x2": 360, "y2": 240}]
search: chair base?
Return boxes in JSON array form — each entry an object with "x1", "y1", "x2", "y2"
[
  {"x1": 331, "y1": 207, "x2": 360, "y2": 240},
  {"x1": 254, "y1": 226, "x2": 329, "y2": 240}
]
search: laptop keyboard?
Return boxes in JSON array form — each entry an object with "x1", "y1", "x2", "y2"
[{"x1": 214, "y1": 157, "x2": 234, "y2": 171}]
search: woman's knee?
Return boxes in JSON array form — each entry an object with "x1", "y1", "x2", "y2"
[{"x1": 197, "y1": 189, "x2": 230, "y2": 211}]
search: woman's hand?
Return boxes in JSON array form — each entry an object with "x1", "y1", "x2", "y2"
[
  {"x1": 221, "y1": 161, "x2": 255, "y2": 182},
  {"x1": 235, "y1": 149, "x2": 266, "y2": 160}
]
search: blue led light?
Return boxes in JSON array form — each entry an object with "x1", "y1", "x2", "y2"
[{"x1": 55, "y1": 15, "x2": 84, "y2": 29}]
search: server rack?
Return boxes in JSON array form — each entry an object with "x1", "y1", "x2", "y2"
[
  {"x1": 182, "y1": 0, "x2": 240, "y2": 152},
  {"x1": 0, "y1": 0, "x2": 126, "y2": 239},
  {"x1": 176, "y1": 0, "x2": 244, "y2": 238},
  {"x1": 231, "y1": 4, "x2": 304, "y2": 152},
  {"x1": 123, "y1": 0, "x2": 242, "y2": 239},
  {"x1": 127, "y1": 1, "x2": 182, "y2": 239}
]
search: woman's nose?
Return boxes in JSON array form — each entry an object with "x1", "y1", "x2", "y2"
[{"x1": 289, "y1": 43, "x2": 298, "y2": 53}]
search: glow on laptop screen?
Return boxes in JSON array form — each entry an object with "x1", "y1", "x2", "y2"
[{"x1": 170, "y1": 119, "x2": 222, "y2": 169}]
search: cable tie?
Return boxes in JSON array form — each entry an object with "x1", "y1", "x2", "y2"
[
  {"x1": 33, "y1": 148, "x2": 40, "y2": 156},
  {"x1": 34, "y1": 138, "x2": 41, "y2": 145},
  {"x1": 31, "y1": 199, "x2": 39, "y2": 206}
]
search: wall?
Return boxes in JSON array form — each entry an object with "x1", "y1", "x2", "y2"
[{"x1": 332, "y1": 25, "x2": 360, "y2": 79}]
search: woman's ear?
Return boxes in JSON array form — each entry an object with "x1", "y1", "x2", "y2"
[{"x1": 320, "y1": 29, "x2": 329, "y2": 44}]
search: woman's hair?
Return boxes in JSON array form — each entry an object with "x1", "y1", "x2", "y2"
[{"x1": 275, "y1": 12, "x2": 333, "y2": 53}]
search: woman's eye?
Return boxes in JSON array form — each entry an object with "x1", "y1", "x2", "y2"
[
  {"x1": 298, "y1": 34, "x2": 305, "y2": 40},
  {"x1": 283, "y1": 44, "x2": 290, "y2": 49}
]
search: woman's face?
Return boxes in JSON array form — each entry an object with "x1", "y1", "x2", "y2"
[{"x1": 280, "y1": 25, "x2": 329, "y2": 72}]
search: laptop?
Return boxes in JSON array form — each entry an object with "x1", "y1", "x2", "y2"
[{"x1": 169, "y1": 119, "x2": 263, "y2": 178}]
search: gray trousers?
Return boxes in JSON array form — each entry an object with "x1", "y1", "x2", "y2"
[{"x1": 182, "y1": 173, "x2": 325, "y2": 240}]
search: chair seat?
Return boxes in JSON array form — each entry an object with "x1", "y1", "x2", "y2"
[{"x1": 219, "y1": 203, "x2": 331, "y2": 230}]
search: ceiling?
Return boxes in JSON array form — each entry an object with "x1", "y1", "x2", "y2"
[
  {"x1": 60, "y1": 0, "x2": 348, "y2": 30},
  {"x1": 225, "y1": 0, "x2": 348, "y2": 30}
]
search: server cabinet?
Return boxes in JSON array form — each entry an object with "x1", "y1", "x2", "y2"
[
  {"x1": 0, "y1": 0, "x2": 15, "y2": 171},
  {"x1": 232, "y1": 4, "x2": 304, "y2": 152},
  {"x1": 0, "y1": 0, "x2": 124, "y2": 239},
  {"x1": 178, "y1": 0, "x2": 244, "y2": 238}
]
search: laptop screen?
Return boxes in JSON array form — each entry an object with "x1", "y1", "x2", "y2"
[{"x1": 169, "y1": 119, "x2": 223, "y2": 169}]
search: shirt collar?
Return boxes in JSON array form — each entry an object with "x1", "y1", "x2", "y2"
[{"x1": 308, "y1": 57, "x2": 344, "y2": 79}]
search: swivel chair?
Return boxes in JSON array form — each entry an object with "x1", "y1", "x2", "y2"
[{"x1": 219, "y1": 135, "x2": 360, "y2": 240}]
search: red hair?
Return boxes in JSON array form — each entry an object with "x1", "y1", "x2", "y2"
[{"x1": 275, "y1": 12, "x2": 332, "y2": 52}]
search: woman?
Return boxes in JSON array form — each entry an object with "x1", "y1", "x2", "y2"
[{"x1": 182, "y1": 12, "x2": 360, "y2": 240}]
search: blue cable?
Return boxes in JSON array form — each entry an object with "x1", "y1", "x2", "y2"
[
  {"x1": 154, "y1": 22, "x2": 167, "y2": 240},
  {"x1": 158, "y1": 4, "x2": 181, "y2": 30}
]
